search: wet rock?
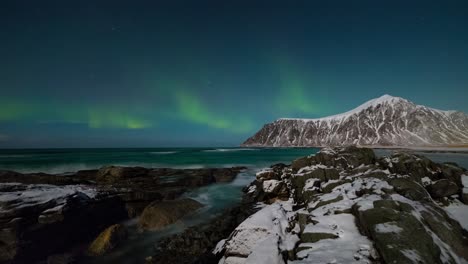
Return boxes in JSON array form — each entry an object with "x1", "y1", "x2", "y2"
[
  {"x1": 213, "y1": 167, "x2": 245, "y2": 183},
  {"x1": 96, "y1": 166, "x2": 149, "y2": 183},
  {"x1": 138, "y1": 198, "x2": 203, "y2": 231},
  {"x1": 0, "y1": 166, "x2": 245, "y2": 263},
  {"x1": 0, "y1": 184, "x2": 128, "y2": 264},
  {"x1": 148, "y1": 203, "x2": 256, "y2": 264},
  {"x1": 87, "y1": 224, "x2": 127, "y2": 256}
]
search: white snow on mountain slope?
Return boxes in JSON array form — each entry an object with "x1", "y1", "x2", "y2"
[{"x1": 242, "y1": 94, "x2": 468, "y2": 147}]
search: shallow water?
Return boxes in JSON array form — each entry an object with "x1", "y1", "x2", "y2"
[{"x1": 84, "y1": 170, "x2": 257, "y2": 264}]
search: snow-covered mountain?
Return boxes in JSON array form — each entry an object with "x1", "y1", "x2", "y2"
[{"x1": 242, "y1": 94, "x2": 468, "y2": 147}]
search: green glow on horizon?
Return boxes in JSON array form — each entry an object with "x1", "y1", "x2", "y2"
[
  {"x1": 87, "y1": 109, "x2": 152, "y2": 129},
  {"x1": 0, "y1": 101, "x2": 151, "y2": 130},
  {"x1": 0, "y1": 102, "x2": 33, "y2": 121},
  {"x1": 174, "y1": 91, "x2": 254, "y2": 133}
]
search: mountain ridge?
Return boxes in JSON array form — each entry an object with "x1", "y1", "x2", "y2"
[{"x1": 242, "y1": 95, "x2": 468, "y2": 147}]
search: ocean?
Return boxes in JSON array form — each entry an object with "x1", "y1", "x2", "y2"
[
  {"x1": 1, "y1": 147, "x2": 467, "y2": 263},
  {"x1": 0, "y1": 147, "x2": 318, "y2": 174}
]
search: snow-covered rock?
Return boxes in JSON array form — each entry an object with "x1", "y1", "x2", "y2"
[{"x1": 216, "y1": 147, "x2": 468, "y2": 264}]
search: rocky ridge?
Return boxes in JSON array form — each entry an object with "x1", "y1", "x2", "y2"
[
  {"x1": 242, "y1": 95, "x2": 468, "y2": 147},
  {"x1": 210, "y1": 147, "x2": 468, "y2": 263}
]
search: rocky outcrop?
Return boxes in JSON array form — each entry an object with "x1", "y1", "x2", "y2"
[
  {"x1": 147, "y1": 203, "x2": 256, "y2": 264},
  {"x1": 87, "y1": 224, "x2": 127, "y2": 256},
  {"x1": 242, "y1": 94, "x2": 468, "y2": 147},
  {"x1": 214, "y1": 147, "x2": 468, "y2": 264},
  {"x1": 0, "y1": 166, "x2": 245, "y2": 264},
  {"x1": 0, "y1": 184, "x2": 128, "y2": 264},
  {"x1": 138, "y1": 198, "x2": 204, "y2": 231}
]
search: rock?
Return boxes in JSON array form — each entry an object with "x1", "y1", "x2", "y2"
[
  {"x1": 0, "y1": 183, "x2": 128, "y2": 264},
  {"x1": 96, "y1": 166, "x2": 149, "y2": 182},
  {"x1": 148, "y1": 203, "x2": 256, "y2": 264},
  {"x1": 0, "y1": 166, "x2": 245, "y2": 263},
  {"x1": 336, "y1": 146, "x2": 376, "y2": 168},
  {"x1": 291, "y1": 157, "x2": 313, "y2": 172},
  {"x1": 87, "y1": 224, "x2": 127, "y2": 256},
  {"x1": 138, "y1": 198, "x2": 203, "y2": 231},
  {"x1": 255, "y1": 169, "x2": 278, "y2": 181},
  {"x1": 352, "y1": 200, "x2": 444, "y2": 264},
  {"x1": 300, "y1": 232, "x2": 338, "y2": 243},
  {"x1": 47, "y1": 253, "x2": 77, "y2": 264},
  {"x1": 270, "y1": 163, "x2": 288, "y2": 173},
  {"x1": 427, "y1": 179, "x2": 459, "y2": 199},
  {"x1": 212, "y1": 167, "x2": 245, "y2": 183},
  {"x1": 216, "y1": 147, "x2": 468, "y2": 264},
  {"x1": 388, "y1": 178, "x2": 430, "y2": 201},
  {"x1": 261, "y1": 180, "x2": 289, "y2": 203}
]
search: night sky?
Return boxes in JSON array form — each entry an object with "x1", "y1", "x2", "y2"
[{"x1": 1, "y1": 1, "x2": 468, "y2": 148}]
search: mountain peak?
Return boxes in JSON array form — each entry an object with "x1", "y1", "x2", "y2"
[{"x1": 245, "y1": 95, "x2": 468, "y2": 147}]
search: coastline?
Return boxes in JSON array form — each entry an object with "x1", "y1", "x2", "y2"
[{"x1": 240, "y1": 145, "x2": 468, "y2": 153}]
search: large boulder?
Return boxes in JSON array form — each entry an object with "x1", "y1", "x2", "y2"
[
  {"x1": 388, "y1": 178, "x2": 431, "y2": 201},
  {"x1": 427, "y1": 179, "x2": 459, "y2": 199},
  {"x1": 87, "y1": 224, "x2": 127, "y2": 256},
  {"x1": 138, "y1": 198, "x2": 203, "y2": 231},
  {"x1": 352, "y1": 200, "x2": 443, "y2": 264}
]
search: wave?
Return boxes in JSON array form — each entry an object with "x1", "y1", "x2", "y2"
[
  {"x1": 148, "y1": 151, "x2": 178, "y2": 155},
  {"x1": 4, "y1": 164, "x2": 99, "y2": 174},
  {"x1": 0, "y1": 154, "x2": 33, "y2": 158},
  {"x1": 202, "y1": 148, "x2": 259, "y2": 153}
]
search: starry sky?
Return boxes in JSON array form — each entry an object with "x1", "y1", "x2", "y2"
[{"x1": 1, "y1": 1, "x2": 468, "y2": 148}]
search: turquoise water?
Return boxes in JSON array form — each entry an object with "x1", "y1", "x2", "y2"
[{"x1": 0, "y1": 147, "x2": 318, "y2": 174}]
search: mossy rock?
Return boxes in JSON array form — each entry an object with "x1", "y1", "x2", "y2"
[
  {"x1": 138, "y1": 198, "x2": 203, "y2": 231},
  {"x1": 353, "y1": 200, "x2": 446, "y2": 264},
  {"x1": 87, "y1": 224, "x2": 127, "y2": 256},
  {"x1": 291, "y1": 157, "x2": 313, "y2": 172},
  {"x1": 297, "y1": 213, "x2": 318, "y2": 232},
  {"x1": 323, "y1": 168, "x2": 339, "y2": 180},
  {"x1": 427, "y1": 179, "x2": 459, "y2": 199},
  {"x1": 388, "y1": 178, "x2": 430, "y2": 201}
]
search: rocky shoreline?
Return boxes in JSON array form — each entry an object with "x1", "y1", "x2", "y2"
[
  {"x1": 149, "y1": 147, "x2": 468, "y2": 264},
  {"x1": 0, "y1": 166, "x2": 245, "y2": 264},
  {"x1": 1, "y1": 147, "x2": 468, "y2": 264}
]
